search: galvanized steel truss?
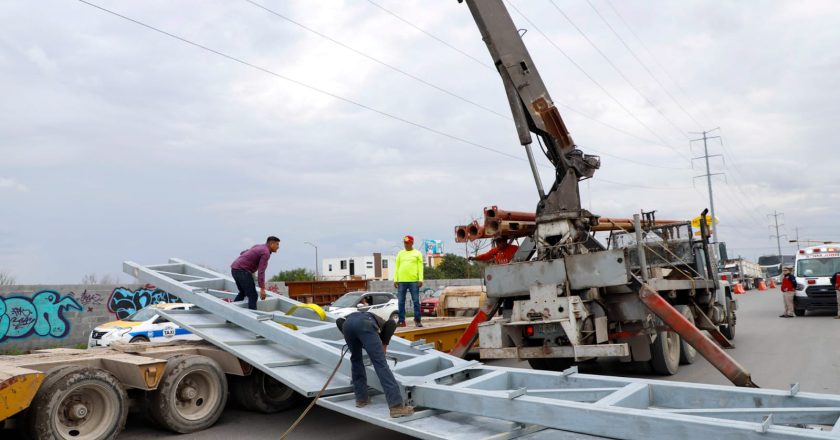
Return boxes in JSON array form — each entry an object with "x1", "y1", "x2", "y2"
[{"x1": 124, "y1": 259, "x2": 840, "y2": 439}]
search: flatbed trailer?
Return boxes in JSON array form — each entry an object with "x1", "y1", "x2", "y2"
[
  {"x1": 395, "y1": 317, "x2": 475, "y2": 352},
  {"x1": 0, "y1": 341, "x2": 304, "y2": 439}
]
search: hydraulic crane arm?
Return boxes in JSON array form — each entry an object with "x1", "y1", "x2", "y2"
[{"x1": 463, "y1": 0, "x2": 600, "y2": 256}]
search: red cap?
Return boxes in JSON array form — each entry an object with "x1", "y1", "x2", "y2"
[{"x1": 403, "y1": 235, "x2": 414, "y2": 243}]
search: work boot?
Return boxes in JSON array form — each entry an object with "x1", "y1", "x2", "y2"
[
  {"x1": 389, "y1": 404, "x2": 415, "y2": 418},
  {"x1": 834, "y1": 316, "x2": 840, "y2": 319},
  {"x1": 414, "y1": 321, "x2": 423, "y2": 328},
  {"x1": 398, "y1": 321, "x2": 407, "y2": 328},
  {"x1": 355, "y1": 397, "x2": 371, "y2": 408}
]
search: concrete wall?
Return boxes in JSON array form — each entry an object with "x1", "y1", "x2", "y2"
[{"x1": 0, "y1": 284, "x2": 183, "y2": 353}]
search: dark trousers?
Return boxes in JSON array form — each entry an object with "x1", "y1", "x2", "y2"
[
  {"x1": 232, "y1": 268, "x2": 257, "y2": 310},
  {"x1": 342, "y1": 313, "x2": 403, "y2": 407},
  {"x1": 397, "y1": 282, "x2": 421, "y2": 323}
]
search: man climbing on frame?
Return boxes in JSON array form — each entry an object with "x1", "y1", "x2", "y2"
[
  {"x1": 394, "y1": 234, "x2": 424, "y2": 328},
  {"x1": 231, "y1": 236, "x2": 280, "y2": 310},
  {"x1": 336, "y1": 309, "x2": 415, "y2": 417}
]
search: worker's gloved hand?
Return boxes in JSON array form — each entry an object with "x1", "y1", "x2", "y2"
[
  {"x1": 260, "y1": 288, "x2": 266, "y2": 300},
  {"x1": 393, "y1": 282, "x2": 398, "y2": 288},
  {"x1": 383, "y1": 344, "x2": 388, "y2": 354},
  {"x1": 418, "y1": 281, "x2": 423, "y2": 288}
]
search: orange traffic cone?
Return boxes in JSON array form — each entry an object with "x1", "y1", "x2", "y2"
[
  {"x1": 733, "y1": 282, "x2": 746, "y2": 294},
  {"x1": 769, "y1": 279, "x2": 777, "y2": 288},
  {"x1": 757, "y1": 280, "x2": 768, "y2": 291}
]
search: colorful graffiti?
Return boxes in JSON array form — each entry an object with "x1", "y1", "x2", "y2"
[
  {"x1": 0, "y1": 291, "x2": 83, "y2": 342},
  {"x1": 107, "y1": 287, "x2": 180, "y2": 319}
]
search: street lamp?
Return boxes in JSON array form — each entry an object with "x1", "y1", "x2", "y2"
[{"x1": 304, "y1": 241, "x2": 319, "y2": 279}]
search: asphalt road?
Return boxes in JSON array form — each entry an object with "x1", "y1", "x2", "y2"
[{"x1": 120, "y1": 287, "x2": 840, "y2": 439}]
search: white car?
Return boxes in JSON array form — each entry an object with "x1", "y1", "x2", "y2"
[
  {"x1": 88, "y1": 303, "x2": 201, "y2": 347},
  {"x1": 326, "y1": 291, "x2": 399, "y2": 322}
]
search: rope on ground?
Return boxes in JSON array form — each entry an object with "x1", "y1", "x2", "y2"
[{"x1": 279, "y1": 344, "x2": 350, "y2": 440}]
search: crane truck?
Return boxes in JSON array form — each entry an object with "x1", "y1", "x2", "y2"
[{"x1": 452, "y1": 0, "x2": 742, "y2": 380}]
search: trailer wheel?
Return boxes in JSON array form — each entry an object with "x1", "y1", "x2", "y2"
[
  {"x1": 231, "y1": 370, "x2": 300, "y2": 413},
  {"x1": 675, "y1": 306, "x2": 697, "y2": 365},
  {"x1": 649, "y1": 327, "x2": 680, "y2": 375},
  {"x1": 527, "y1": 358, "x2": 574, "y2": 372},
  {"x1": 719, "y1": 292, "x2": 736, "y2": 340},
  {"x1": 146, "y1": 354, "x2": 227, "y2": 433},
  {"x1": 28, "y1": 365, "x2": 127, "y2": 440}
]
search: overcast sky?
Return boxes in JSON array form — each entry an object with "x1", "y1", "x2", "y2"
[{"x1": 1, "y1": 0, "x2": 838, "y2": 284}]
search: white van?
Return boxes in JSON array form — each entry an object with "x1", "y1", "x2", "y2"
[{"x1": 793, "y1": 244, "x2": 840, "y2": 316}]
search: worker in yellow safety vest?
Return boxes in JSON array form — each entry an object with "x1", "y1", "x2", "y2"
[{"x1": 394, "y1": 235, "x2": 424, "y2": 328}]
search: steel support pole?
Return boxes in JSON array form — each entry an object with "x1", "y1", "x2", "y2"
[
  {"x1": 633, "y1": 214, "x2": 648, "y2": 281},
  {"x1": 524, "y1": 143, "x2": 546, "y2": 200}
]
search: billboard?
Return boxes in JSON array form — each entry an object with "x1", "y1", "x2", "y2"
[{"x1": 423, "y1": 239, "x2": 443, "y2": 256}]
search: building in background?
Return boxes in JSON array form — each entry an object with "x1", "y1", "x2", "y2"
[
  {"x1": 423, "y1": 239, "x2": 444, "y2": 268},
  {"x1": 322, "y1": 252, "x2": 396, "y2": 280}
]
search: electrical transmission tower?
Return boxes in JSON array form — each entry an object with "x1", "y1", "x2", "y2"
[
  {"x1": 768, "y1": 211, "x2": 786, "y2": 265},
  {"x1": 690, "y1": 128, "x2": 724, "y2": 243}
]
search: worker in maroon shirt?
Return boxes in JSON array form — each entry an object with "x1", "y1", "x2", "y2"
[
  {"x1": 469, "y1": 237, "x2": 519, "y2": 265},
  {"x1": 231, "y1": 236, "x2": 280, "y2": 310}
]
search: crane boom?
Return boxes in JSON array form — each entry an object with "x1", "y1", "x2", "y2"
[{"x1": 463, "y1": 0, "x2": 601, "y2": 257}]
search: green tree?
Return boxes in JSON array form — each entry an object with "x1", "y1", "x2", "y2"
[
  {"x1": 427, "y1": 254, "x2": 486, "y2": 279},
  {"x1": 270, "y1": 268, "x2": 315, "y2": 282}
]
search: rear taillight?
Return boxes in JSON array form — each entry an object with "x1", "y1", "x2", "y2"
[
  {"x1": 720, "y1": 274, "x2": 728, "y2": 281},
  {"x1": 525, "y1": 326, "x2": 535, "y2": 337},
  {"x1": 808, "y1": 279, "x2": 816, "y2": 285}
]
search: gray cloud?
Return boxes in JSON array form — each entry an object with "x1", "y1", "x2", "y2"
[{"x1": 0, "y1": 0, "x2": 837, "y2": 282}]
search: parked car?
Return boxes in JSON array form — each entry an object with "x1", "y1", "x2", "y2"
[
  {"x1": 326, "y1": 291, "x2": 399, "y2": 322},
  {"x1": 420, "y1": 289, "x2": 444, "y2": 316},
  {"x1": 88, "y1": 303, "x2": 201, "y2": 347}
]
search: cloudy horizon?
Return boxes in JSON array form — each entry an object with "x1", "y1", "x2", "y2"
[{"x1": 1, "y1": 0, "x2": 838, "y2": 284}]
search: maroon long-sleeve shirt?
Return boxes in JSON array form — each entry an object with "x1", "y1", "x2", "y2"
[{"x1": 231, "y1": 244, "x2": 271, "y2": 288}]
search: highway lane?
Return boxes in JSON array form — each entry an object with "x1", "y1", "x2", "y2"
[{"x1": 120, "y1": 286, "x2": 839, "y2": 439}]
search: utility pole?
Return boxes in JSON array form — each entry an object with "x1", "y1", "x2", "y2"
[
  {"x1": 304, "y1": 241, "x2": 319, "y2": 279},
  {"x1": 794, "y1": 227, "x2": 800, "y2": 250},
  {"x1": 767, "y1": 211, "x2": 786, "y2": 266},
  {"x1": 690, "y1": 128, "x2": 723, "y2": 244}
]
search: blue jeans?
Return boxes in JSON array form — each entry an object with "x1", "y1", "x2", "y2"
[
  {"x1": 341, "y1": 312, "x2": 403, "y2": 407},
  {"x1": 397, "y1": 282, "x2": 421, "y2": 323},
  {"x1": 231, "y1": 269, "x2": 257, "y2": 310}
]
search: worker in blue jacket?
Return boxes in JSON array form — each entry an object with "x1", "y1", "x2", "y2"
[{"x1": 336, "y1": 310, "x2": 414, "y2": 418}]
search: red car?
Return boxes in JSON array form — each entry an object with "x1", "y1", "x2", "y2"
[{"x1": 420, "y1": 290, "x2": 443, "y2": 316}]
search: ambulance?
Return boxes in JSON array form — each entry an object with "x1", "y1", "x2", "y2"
[
  {"x1": 88, "y1": 302, "x2": 201, "y2": 347},
  {"x1": 793, "y1": 244, "x2": 840, "y2": 316}
]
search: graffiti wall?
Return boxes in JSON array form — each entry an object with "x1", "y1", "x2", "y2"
[
  {"x1": 0, "y1": 284, "x2": 179, "y2": 352},
  {"x1": 0, "y1": 291, "x2": 82, "y2": 343},
  {"x1": 108, "y1": 286, "x2": 181, "y2": 319}
]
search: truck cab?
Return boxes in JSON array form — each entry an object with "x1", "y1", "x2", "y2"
[{"x1": 793, "y1": 244, "x2": 840, "y2": 316}]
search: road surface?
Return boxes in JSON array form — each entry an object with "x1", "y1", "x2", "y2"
[{"x1": 121, "y1": 287, "x2": 840, "y2": 439}]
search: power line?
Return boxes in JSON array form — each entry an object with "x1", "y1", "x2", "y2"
[
  {"x1": 365, "y1": 0, "x2": 491, "y2": 68},
  {"x1": 245, "y1": 0, "x2": 511, "y2": 121},
  {"x1": 504, "y1": 0, "x2": 690, "y2": 161},
  {"x1": 548, "y1": 0, "x2": 689, "y2": 141},
  {"x1": 75, "y1": 0, "x2": 688, "y2": 192},
  {"x1": 367, "y1": 0, "x2": 692, "y2": 166},
  {"x1": 581, "y1": 145, "x2": 688, "y2": 170},
  {"x1": 603, "y1": 0, "x2": 715, "y2": 128}
]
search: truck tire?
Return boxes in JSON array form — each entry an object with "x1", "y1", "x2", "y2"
[
  {"x1": 230, "y1": 370, "x2": 300, "y2": 413},
  {"x1": 718, "y1": 293, "x2": 736, "y2": 340},
  {"x1": 649, "y1": 328, "x2": 680, "y2": 375},
  {"x1": 675, "y1": 306, "x2": 697, "y2": 365},
  {"x1": 146, "y1": 354, "x2": 227, "y2": 433},
  {"x1": 28, "y1": 365, "x2": 128, "y2": 440},
  {"x1": 527, "y1": 358, "x2": 574, "y2": 372}
]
